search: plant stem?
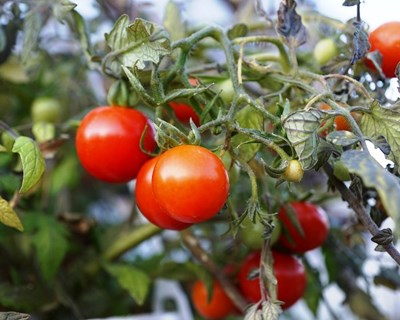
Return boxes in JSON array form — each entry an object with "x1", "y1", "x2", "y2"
[
  {"x1": 180, "y1": 229, "x2": 248, "y2": 313},
  {"x1": 102, "y1": 223, "x2": 162, "y2": 261},
  {"x1": 323, "y1": 163, "x2": 400, "y2": 265}
]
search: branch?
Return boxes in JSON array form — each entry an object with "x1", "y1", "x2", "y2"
[
  {"x1": 181, "y1": 229, "x2": 248, "y2": 313},
  {"x1": 323, "y1": 163, "x2": 400, "y2": 265}
]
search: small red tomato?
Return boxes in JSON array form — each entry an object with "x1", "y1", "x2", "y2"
[
  {"x1": 135, "y1": 157, "x2": 191, "y2": 230},
  {"x1": 278, "y1": 202, "x2": 329, "y2": 253},
  {"x1": 169, "y1": 101, "x2": 200, "y2": 126},
  {"x1": 76, "y1": 106, "x2": 156, "y2": 183},
  {"x1": 152, "y1": 145, "x2": 229, "y2": 224},
  {"x1": 238, "y1": 251, "x2": 306, "y2": 309},
  {"x1": 192, "y1": 280, "x2": 236, "y2": 319},
  {"x1": 368, "y1": 21, "x2": 400, "y2": 78}
]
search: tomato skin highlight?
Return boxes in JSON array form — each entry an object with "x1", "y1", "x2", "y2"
[
  {"x1": 238, "y1": 251, "x2": 307, "y2": 309},
  {"x1": 135, "y1": 157, "x2": 191, "y2": 230},
  {"x1": 368, "y1": 21, "x2": 400, "y2": 78},
  {"x1": 278, "y1": 202, "x2": 329, "y2": 253},
  {"x1": 152, "y1": 145, "x2": 229, "y2": 224},
  {"x1": 76, "y1": 106, "x2": 156, "y2": 183},
  {"x1": 192, "y1": 280, "x2": 236, "y2": 319},
  {"x1": 169, "y1": 101, "x2": 200, "y2": 126}
]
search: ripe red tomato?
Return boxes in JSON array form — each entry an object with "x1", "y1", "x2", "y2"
[
  {"x1": 169, "y1": 101, "x2": 200, "y2": 126},
  {"x1": 238, "y1": 251, "x2": 306, "y2": 309},
  {"x1": 76, "y1": 106, "x2": 156, "y2": 183},
  {"x1": 152, "y1": 145, "x2": 229, "y2": 223},
  {"x1": 320, "y1": 103, "x2": 352, "y2": 132},
  {"x1": 368, "y1": 21, "x2": 400, "y2": 78},
  {"x1": 278, "y1": 202, "x2": 329, "y2": 253},
  {"x1": 135, "y1": 157, "x2": 191, "y2": 230},
  {"x1": 192, "y1": 280, "x2": 236, "y2": 319}
]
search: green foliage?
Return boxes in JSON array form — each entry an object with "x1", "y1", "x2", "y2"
[
  {"x1": 0, "y1": 196, "x2": 23, "y2": 231},
  {"x1": 11, "y1": 136, "x2": 45, "y2": 194},
  {"x1": 104, "y1": 263, "x2": 151, "y2": 306}
]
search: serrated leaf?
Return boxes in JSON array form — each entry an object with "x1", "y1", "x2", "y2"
[
  {"x1": 342, "y1": 150, "x2": 400, "y2": 235},
  {"x1": 0, "y1": 312, "x2": 30, "y2": 320},
  {"x1": 232, "y1": 106, "x2": 264, "y2": 162},
  {"x1": 360, "y1": 101, "x2": 400, "y2": 168},
  {"x1": 163, "y1": 1, "x2": 186, "y2": 42},
  {"x1": 30, "y1": 215, "x2": 69, "y2": 281},
  {"x1": 32, "y1": 122, "x2": 55, "y2": 143},
  {"x1": 283, "y1": 110, "x2": 322, "y2": 170},
  {"x1": 12, "y1": 136, "x2": 45, "y2": 193},
  {"x1": 105, "y1": 264, "x2": 151, "y2": 305},
  {"x1": 105, "y1": 16, "x2": 170, "y2": 71},
  {"x1": 0, "y1": 196, "x2": 23, "y2": 231},
  {"x1": 326, "y1": 130, "x2": 359, "y2": 146},
  {"x1": 52, "y1": 0, "x2": 77, "y2": 21}
]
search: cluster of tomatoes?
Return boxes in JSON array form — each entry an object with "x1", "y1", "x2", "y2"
[
  {"x1": 191, "y1": 201, "x2": 330, "y2": 319},
  {"x1": 75, "y1": 105, "x2": 229, "y2": 229}
]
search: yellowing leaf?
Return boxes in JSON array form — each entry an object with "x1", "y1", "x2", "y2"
[
  {"x1": 0, "y1": 196, "x2": 23, "y2": 231},
  {"x1": 342, "y1": 150, "x2": 400, "y2": 235},
  {"x1": 12, "y1": 136, "x2": 45, "y2": 193},
  {"x1": 360, "y1": 101, "x2": 400, "y2": 168}
]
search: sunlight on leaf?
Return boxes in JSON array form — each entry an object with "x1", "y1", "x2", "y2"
[
  {"x1": 12, "y1": 136, "x2": 45, "y2": 193},
  {"x1": 0, "y1": 197, "x2": 23, "y2": 232}
]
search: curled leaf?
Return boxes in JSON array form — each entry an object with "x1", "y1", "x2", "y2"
[
  {"x1": 0, "y1": 196, "x2": 23, "y2": 231},
  {"x1": 276, "y1": 1, "x2": 307, "y2": 47}
]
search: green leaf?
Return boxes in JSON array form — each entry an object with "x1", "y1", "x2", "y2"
[
  {"x1": 163, "y1": 1, "x2": 186, "y2": 42},
  {"x1": 283, "y1": 110, "x2": 322, "y2": 169},
  {"x1": 21, "y1": 10, "x2": 42, "y2": 66},
  {"x1": 0, "y1": 312, "x2": 30, "y2": 320},
  {"x1": 52, "y1": 0, "x2": 77, "y2": 21},
  {"x1": 227, "y1": 23, "x2": 248, "y2": 40},
  {"x1": 1, "y1": 131, "x2": 16, "y2": 152},
  {"x1": 360, "y1": 101, "x2": 400, "y2": 168},
  {"x1": 343, "y1": 0, "x2": 360, "y2": 6},
  {"x1": 342, "y1": 150, "x2": 400, "y2": 235},
  {"x1": 326, "y1": 130, "x2": 359, "y2": 146},
  {"x1": 0, "y1": 196, "x2": 23, "y2": 231},
  {"x1": 27, "y1": 215, "x2": 69, "y2": 281},
  {"x1": 232, "y1": 105, "x2": 264, "y2": 162},
  {"x1": 303, "y1": 265, "x2": 322, "y2": 316},
  {"x1": 32, "y1": 122, "x2": 55, "y2": 143},
  {"x1": 104, "y1": 263, "x2": 151, "y2": 305},
  {"x1": 105, "y1": 16, "x2": 170, "y2": 71},
  {"x1": 12, "y1": 136, "x2": 45, "y2": 193}
]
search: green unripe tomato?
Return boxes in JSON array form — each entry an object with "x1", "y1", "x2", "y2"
[
  {"x1": 282, "y1": 160, "x2": 304, "y2": 182},
  {"x1": 333, "y1": 160, "x2": 351, "y2": 181},
  {"x1": 214, "y1": 79, "x2": 235, "y2": 104},
  {"x1": 313, "y1": 38, "x2": 339, "y2": 65},
  {"x1": 31, "y1": 97, "x2": 62, "y2": 124},
  {"x1": 239, "y1": 215, "x2": 282, "y2": 250}
]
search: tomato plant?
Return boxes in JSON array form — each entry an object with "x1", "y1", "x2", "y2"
[
  {"x1": 76, "y1": 106, "x2": 156, "y2": 183},
  {"x1": 191, "y1": 280, "x2": 236, "y2": 319},
  {"x1": 278, "y1": 202, "x2": 329, "y2": 253},
  {"x1": 169, "y1": 101, "x2": 200, "y2": 126},
  {"x1": 238, "y1": 251, "x2": 307, "y2": 309},
  {"x1": 368, "y1": 21, "x2": 400, "y2": 78},
  {"x1": 152, "y1": 145, "x2": 229, "y2": 223},
  {"x1": 135, "y1": 157, "x2": 191, "y2": 230}
]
